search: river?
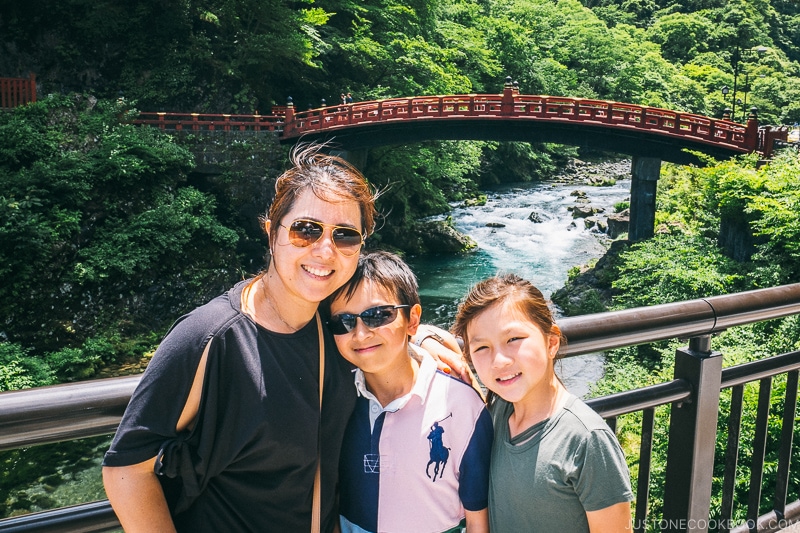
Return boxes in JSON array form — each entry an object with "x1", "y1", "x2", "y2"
[
  {"x1": 407, "y1": 157, "x2": 633, "y2": 397},
  {"x1": 1, "y1": 157, "x2": 632, "y2": 519}
]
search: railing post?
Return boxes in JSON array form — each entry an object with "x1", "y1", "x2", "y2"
[
  {"x1": 501, "y1": 76, "x2": 514, "y2": 116},
  {"x1": 662, "y1": 334, "x2": 723, "y2": 533},
  {"x1": 28, "y1": 72, "x2": 37, "y2": 104},
  {"x1": 283, "y1": 97, "x2": 294, "y2": 136},
  {"x1": 745, "y1": 107, "x2": 760, "y2": 154}
]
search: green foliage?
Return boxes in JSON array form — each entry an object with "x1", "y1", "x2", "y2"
[
  {"x1": 2, "y1": 0, "x2": 800, "y2": 124},
  {"x1": 0, "y1": 96, "x2": 241, "y2": 354},
  {"x1": 646, "y1": 12, "x2": 714, "y2": 62},
  {"x1": 747, "y1": 151, "x2": 800, "y2": 282},
  {"x1": 611, "y1": 234, "x2": 747, "y2": 307},
  {"x1": 0, "y1": 343, "x2": 54, "y2": 391},
  {"x1": 476, "y1": 142, "x2": 570, "y2": 185}
]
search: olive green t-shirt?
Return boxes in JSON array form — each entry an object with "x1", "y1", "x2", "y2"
[{"x1": 488, "y1": 394, "x2": 633, "y2": 532}]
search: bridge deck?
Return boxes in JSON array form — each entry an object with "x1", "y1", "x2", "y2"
[{"x1": 131, "y1": 88, "x2": 785, "y2": 165}]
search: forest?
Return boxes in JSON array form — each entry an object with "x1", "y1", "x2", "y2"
[{"x1": 1, "y1": 0, "x2": 800, "y2": 526}]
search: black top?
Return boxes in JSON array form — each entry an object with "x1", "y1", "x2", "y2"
[{"x1": 104, "y1": 281, "x2": 357, "y2": 532}]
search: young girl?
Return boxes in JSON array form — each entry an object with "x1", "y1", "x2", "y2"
[{"x1": 452, "y1": 273, "x2": 633, "y2": 532}]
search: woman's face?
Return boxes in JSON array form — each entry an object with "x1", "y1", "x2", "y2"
[{"x1": 267, "y1": 189, "x2": 363, "y2": 306}]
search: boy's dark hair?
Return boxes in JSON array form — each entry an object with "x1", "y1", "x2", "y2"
[{"x1": 330, "y1": 251, "x2": 421, "y2": 308}]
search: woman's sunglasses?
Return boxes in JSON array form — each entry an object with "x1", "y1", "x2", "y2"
[
  {"x1": 328, "y1": 305, "x2": 410, "y2": 335},
  {"x1": 280, "y1": 219, "x2": 364, "y2": 257}
]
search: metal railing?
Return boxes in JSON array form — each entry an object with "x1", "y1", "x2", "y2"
[
  {"x1": 1, "y1": 283, "x2": 800, "y2": 532},
  {"x1": 0, "y1": 74, "x2": 36, "y2": 109}
]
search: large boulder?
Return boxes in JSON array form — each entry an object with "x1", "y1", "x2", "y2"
[
  {"x1": 420, "y1": 220, "x2": 476, "y2": 253},
  {"x1": 607, "y1": 209, "x2": 630, "y2": 238},
  {"x1": 382, "y1": 219, "x2": 477, "y2": 254}
]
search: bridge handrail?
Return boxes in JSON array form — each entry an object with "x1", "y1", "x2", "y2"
[
  {"x1": 0, "y1": 283, "x2": 798, "y2": 452},
  {"x1": 281, "y1": 92, "x2": 757, "y2": 153},
  {"x1": 132, "y1": 111, "x2": 284, "y2": 132}
]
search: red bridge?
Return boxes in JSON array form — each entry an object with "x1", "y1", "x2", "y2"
[{"x1": 134, "y1": 82, "x2": 788, "y2": 165}]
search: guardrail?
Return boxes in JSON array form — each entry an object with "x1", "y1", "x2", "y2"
[
  {"x1": 280, "y1": 88, "x2": 760, "y2": 154},
  {"x1": 2, "y1": 284, "x2": 800, "y2": 532},
  {"x1": 0, "y1": 73, "x2": 37, "y2": 109},
  {"x1": 133, "y1": 112, "x2": 283, "y2": 132}
]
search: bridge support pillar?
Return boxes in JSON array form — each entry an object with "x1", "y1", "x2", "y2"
[
  {"x1": 629, "y1": 156, "x2": 661, "y2": 241},
  {"x1": 330, "y1": 149, "x2": 368, "y2": 171}
]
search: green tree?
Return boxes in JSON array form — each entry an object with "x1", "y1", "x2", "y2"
[
  {"x1": 0, "y1": 96, "x2": 240, "y2": 353},
  {"x1": 646, "y1": 12, "x2": 715, "y2": 62}
]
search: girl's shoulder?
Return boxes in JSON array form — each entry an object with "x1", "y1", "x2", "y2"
[{"x1": 560, "y1": 395, "x2": 610, "y2": 433}]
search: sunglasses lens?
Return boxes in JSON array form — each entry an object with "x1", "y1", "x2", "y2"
[
  {"x1": 328, "y1": 306, "x2": 402, "y2": 335},
  {"x1": 361, "y1": 306, "x2": 398, "y2": 328},
  {"x1": 288, "y1": 220, "x2": 324, "y2": 247},
  {"x1": 286, "y1": 220, "x2": 363, "y2": 255},
  {"x1": 331, "y1": 227, "x2": 363, "y2": 255},
  {"x1": 328, "y1": 314, "x2": 355, "y2": 335}
]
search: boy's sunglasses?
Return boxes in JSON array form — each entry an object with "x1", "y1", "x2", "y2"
[
  {"x1": 280, "y1": 219, "x2": 364, "y2": 257},
  {"x1": 328, "y1": 305, "x2": 410, "y2": 335}
]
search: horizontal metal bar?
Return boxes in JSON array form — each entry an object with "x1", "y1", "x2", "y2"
[
  {"x1": 559, "y1": 283, "x2": 800, "y2": 357},
  {"x1": 586, "y1": 379, "x2": 692, "y2": 418},
  {"x1": 721, "y1": 350, "x2": 800, "y2": 389},
  {"x1": 0, "y1": 500, "x2": 118, "y2": 533},
  {"x1": 0, "y1": 376, "x2": 139, "y2": 451},
  {"x1": 1, "y1": 284, "x2": 798, "y2": 450},
  {"x1": 729, "y1": 498, "x2": 800, "y2": 533}
]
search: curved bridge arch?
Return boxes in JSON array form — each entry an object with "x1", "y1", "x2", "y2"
[
  {"x1": 280, "y1": 89, "x2": 760, "y2": 165},
  {"x1": 133, "y1": 89, "x2": 787, "y2": 242}
]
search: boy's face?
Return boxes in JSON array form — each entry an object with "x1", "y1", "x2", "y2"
[{"x1": 329, "y1": 280, "x2": 421, "y2": 375}]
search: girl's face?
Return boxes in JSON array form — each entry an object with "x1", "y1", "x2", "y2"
[
  {"x1": 466, "y1": 301, "x2": 560, "y2": 406},
  {"x1": 266, "y1": 189, "x2": 363, "y2": 306}
]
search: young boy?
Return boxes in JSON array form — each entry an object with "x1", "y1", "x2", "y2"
[{"x1": 327, "y1": 251, "x2": 492, "y2": 533}]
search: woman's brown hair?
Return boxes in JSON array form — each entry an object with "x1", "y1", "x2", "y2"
[{"x1": 263, "y1": 142, "x2": 379, "y2": 262}]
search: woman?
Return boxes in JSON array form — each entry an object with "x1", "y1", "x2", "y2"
[{"x1": 103, "y1": 143, "x2": 378, "y2": 532}]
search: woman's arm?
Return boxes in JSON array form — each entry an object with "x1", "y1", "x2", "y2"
[
  {"x1": 103, "y1": 342, "x2": 211, "y2": 532},
  {"x1": 465, "y1": 508, "x2": 490, "y2": 533},
  {"x1": 103, "y1": 458, "x2": 177, "y2": 533},
  {"x1": 586, "y1": 501, "x2": 632, "y2": 533}
]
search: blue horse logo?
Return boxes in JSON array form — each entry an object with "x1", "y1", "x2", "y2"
[{"x1": 426, "y1": 415, "x2": 452, "y2": 482}]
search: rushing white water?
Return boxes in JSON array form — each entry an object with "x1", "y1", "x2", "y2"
[{"x1": 407, "y1": 165, "x2": 632, "y2": 397}]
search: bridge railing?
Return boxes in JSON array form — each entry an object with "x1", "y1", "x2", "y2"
[
  {"x1": 281, "y1": 90, "x2": 759, "y2": 153},
  {"x1": 2, "y1": 284, "x2": 800, "y2": 532},
  {"x1": 0, "y1": 73, "x2": 37, "y2": 109},
  {"x1": 133, "y1": 111, "x2": 283, "y2": 132}
]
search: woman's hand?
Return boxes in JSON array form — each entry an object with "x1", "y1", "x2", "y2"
[{"x1": 411, "y1": 325, "x2": 480, "y2": 392}]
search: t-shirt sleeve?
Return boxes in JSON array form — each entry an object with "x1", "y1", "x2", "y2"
[
  {"x1": 102, "y1": 310, "x2": 217, "y2": 467},
  {"x1": 573, "y1": 427, "x2": 634, "y2": 512},
  {"x1": 458, "y1": 407, "x2": 493, "y2": 511}
]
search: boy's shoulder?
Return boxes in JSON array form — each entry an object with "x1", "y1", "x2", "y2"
[{"x1": 426, "y1": 365, "x2": 487, "y2": 410}]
